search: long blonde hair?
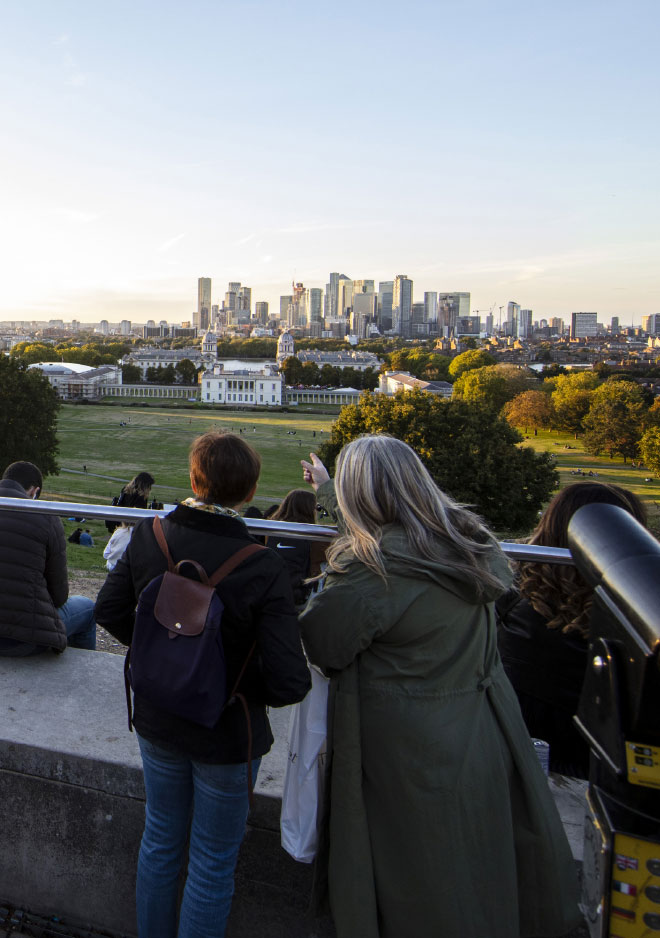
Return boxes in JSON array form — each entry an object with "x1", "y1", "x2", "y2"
[{"x1": 326, "y1": 435, "x2": 509, "y2": 597}]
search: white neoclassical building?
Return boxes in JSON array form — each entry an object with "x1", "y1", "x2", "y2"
[{"x1": 200, "y1": 365, "x2": 283, "y2": 406}]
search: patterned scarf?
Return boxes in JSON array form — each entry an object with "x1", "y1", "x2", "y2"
[{"x1": 181, "y1": 497, "x2": 241, "y2": 519}]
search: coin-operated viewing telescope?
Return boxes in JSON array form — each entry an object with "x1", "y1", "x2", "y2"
[{"x1": 568, "y1": 504, "x2": 660, "y2": 938}]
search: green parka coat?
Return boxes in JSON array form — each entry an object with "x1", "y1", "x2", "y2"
[{"x1": 299, "y1": 482, "x2": 580, "y2": 938}]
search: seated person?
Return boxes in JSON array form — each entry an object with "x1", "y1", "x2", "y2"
[
  {"x1": 0, "y1": 461, "x2": 96, "y2": 656},
  {"x1": 496, "y1": 481, "x2": 647, "y2": 778},
  {"x1": 79, "y1": 529, "x2": 94, "y2": 547}
]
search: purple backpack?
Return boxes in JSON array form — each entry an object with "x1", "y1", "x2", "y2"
[{"x1": 124, "y1": 516, "x2": 264, "y2": 731}]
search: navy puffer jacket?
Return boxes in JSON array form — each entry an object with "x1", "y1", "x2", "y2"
[{"x1": 0, "y1": 479, "x2": 68, "y2": 650}]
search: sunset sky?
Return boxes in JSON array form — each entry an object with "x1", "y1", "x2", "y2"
[{"x1": 1, "y1": 0, "x2": 658, "y2": 324}]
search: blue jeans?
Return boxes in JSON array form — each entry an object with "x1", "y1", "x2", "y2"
[
  {"x1": 136, "y1": 735, "x2": 260, "y2": 938},
  {"x1": 0, "y1": 595, "x2": 96, "y2": 656},
  {"x1": 58, "y1": 595, "x2": 97, "y2": 649}
]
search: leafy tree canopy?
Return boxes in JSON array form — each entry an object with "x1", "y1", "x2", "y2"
[
  {"x1": 583, "y1": 380, "x2": 647, "y2": 463},
  {"x1": 0, "y1": 357, "x2": 60, "y2": 476},
  {"x1": 544, "y1": 371, "x2": 601, "y2": 437},
  {"x1": 317, "y1": 389, "x2": 558, "y2": 533},
  {"x1": 121, "y1": 364, "x2": 142, "y2": 384},
  {"x1": 452, "y1": 364, "x2": 535, "y2": 411},
  {"x1": 448, "y1": 348, "x2": 497, "y2": 380},
  {"x1": 640, "y1": 427, "x2": 660, "y2": 477},
  {"x1": 503, "y1": 390, "x2": 554, "y2": 435}
]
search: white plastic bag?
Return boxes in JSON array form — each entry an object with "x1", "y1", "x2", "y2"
[{"x1": 280, "y1": 667, "x2": 329, "y2": 863}]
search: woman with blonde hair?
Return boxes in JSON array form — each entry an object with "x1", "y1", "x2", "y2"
[
  {"x1": 497, "y1": 481, "x2": 647, "y2": 778},
  {"x1": 300, "y1": 435, "x2": 580, "y2": 938}
]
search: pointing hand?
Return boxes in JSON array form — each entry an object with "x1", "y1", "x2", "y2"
[{"x1": 301, "y1": 453, "x2": 330, "y2": 491}]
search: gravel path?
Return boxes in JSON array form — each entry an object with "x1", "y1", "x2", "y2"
[{"x1": 69, "y1": 571, "x2": 126, "y2": 656}]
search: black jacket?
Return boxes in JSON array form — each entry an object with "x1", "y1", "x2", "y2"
[
  {"x1": 496, "y1": 589, "x2": 589, "y2": 777},
  {"x1": 0, "y1": 479, "x2": 68, "y2": 651},
  {"x1": 95, "y1": 504, "x2": 311, "y2": 763}
]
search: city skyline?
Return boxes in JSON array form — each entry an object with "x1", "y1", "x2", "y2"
[{"x1": 1, "y1": 1, "x2": 658, "y2": 324}]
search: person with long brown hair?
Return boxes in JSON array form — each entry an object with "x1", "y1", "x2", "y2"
[
  {"x1": 266, "y1": 489, "x2": 327, "y2": 605},
  {"x1": 497, "y1": 481, "x2": 647, "y2": 778},
  {"x1": 299, "y1": 436, "x2": 580, "y2": 938}
]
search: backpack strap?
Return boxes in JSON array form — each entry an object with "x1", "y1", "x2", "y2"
[
  {"x1": 152, "y1": 516, "x2": 175, "y2": 572},
  {"x1": 208, "y1": 543, "x2": 265, "y2": 587}
]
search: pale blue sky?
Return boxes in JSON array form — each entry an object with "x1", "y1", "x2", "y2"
[{"x1": 1, "y1": 0, "x2": 658, "y2": 323}]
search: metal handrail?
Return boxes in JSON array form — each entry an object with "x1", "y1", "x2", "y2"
[{"x1": 0, "y1": 496, "x2": 575, "y2": 563}]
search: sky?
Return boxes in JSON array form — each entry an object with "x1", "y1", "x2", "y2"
[{"x1": 0, "y1": 0, "x2": 658, "y2": 325}]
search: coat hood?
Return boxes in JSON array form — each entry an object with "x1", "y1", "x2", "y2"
[{"x1": 340, "y1": 525, "x2": 513, "y2": 605}]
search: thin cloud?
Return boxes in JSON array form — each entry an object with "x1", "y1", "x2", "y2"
[
  {"x1": 158, "y1": 233, "x2": 187, "y2": 253},
  {"x1": 55, "y1": 208, "x2": 99, "y2": 224},
  {"x1": 63, "y1": 52, "x2": 86, "y2": 87},
  {"x1": 235, "y1": 233, "x2": 256, "y2": 246},
  {"x1": 52, "y1": 33, "x2": 69, "y2": 45}
]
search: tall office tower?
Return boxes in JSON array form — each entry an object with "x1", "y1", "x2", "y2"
[
  {"x1": 377, "y1": 281, "x2": 394, "y2": 331},
  {"x1": 255, "y1": 301, "x2": 269, "y2": 325},
  {"x1": 485, "y1": 314, "x2": 494, "y2": 334},
  {"x1": 99, "y1": 319, "x2": 109, "y2": 335},
  {"x1": 238, "y1": 286, "x2": 251, "y2": 315},
  {"x1": 197, "y1": 278, "x2": 212, "y2": 331},
  {"x1": 280, "y1": 295, "x2": 293, "y2": 323},
  {"x1": 611, "y1": 316, "x2": 620, "y2": 334},
  {"x1": 570, "y1": 312, "x2": 598, "y2": 339},
  {"x1": 392, "y1": 275, "x2": 413, "y2": 337},
  {"x1": 307, "y1": 288, "x2": 323, "y2": 326},
  {"x1": 551, "y1": 317, "x2": 564, "y2": 334},
  {"x1": 642, "y1": 314, "x2": 660, "y2": 335},
  {"x1": 120, "y1": 320, "x2": 131, "y2": 336},
  {"x1": 518, "y1": 309, "x2": 533, "y2": 339},
  {"x1": 506, "y1": 301, "x2": 521, "y2": 337},
  {"x1": 337, "y1": 277, "x2": 353, "y2": 320},
  {"x1": 411, "y1": 302, "x2": 428, "y2": 336},
  {"x1": 353, "y1": 279, "x2": 375, "y2": 295},
  {"x1": 211, "y1": 304, "x2": 220, "y2": 326},
  {"x1": 424, "y1": 292, "x2": 438, "y2": 330},
  {"x1": 438, "y1": 292, "x2": 470, "y2": 335},
  {"x1": 351, "y1": 292, "x2": 377, "y2": 337},
  {"x1": 324, "y1": 272, "x2": 346, "y2": 321}
]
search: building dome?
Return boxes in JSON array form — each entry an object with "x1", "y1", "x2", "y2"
[{"x1": 277, "y1": 331, "x2": 295, "y2": 363}]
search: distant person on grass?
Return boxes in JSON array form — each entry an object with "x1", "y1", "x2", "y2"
[{"x1": 0, "y1": 461, "x2": 96, "y2": 657}]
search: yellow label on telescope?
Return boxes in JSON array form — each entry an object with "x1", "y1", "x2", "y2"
[
  {"x1": 625, "y1": 741, "x2": 660, "y2": 789},
  {"x1": 609, "y1": 833, "x2": 660, "y2": 937}
]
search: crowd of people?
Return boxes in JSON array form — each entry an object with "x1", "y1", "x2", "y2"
[{"x1": 1, "y1": 431, "x2": 650, "y2": 937}]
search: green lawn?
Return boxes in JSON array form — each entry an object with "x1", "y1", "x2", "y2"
[
  {"x1": 44, "y1": 406, "x2": 660, "y2": 576},
  {"x1": 516, "y1": 429, "x2": 660, "y2": 532},
  {"x1": 48, "y1": 405, "x2": 337, "y2": 575},
  {"x1": 47, "y1": 404, "x2": 336, "y2": 505}
]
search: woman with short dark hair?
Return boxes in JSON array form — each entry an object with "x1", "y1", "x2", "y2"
[{"x1": 96, "y1": 432, "x2": 311, "y2": 938}]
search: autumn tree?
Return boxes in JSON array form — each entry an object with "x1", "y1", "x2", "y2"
[
  {"x1": 546, "y1": 371, "x2": 600, "y2": 437},
  {"x1": 0, "y1": 357, "x2": 60, "y2": 476},
  {"x1": 503, "y1": 390, "x2": 554, "y2": 435},
  {"x1": 317, "y1": 389, "x2": 558, "y2": 533},
  {"x1": 452, "y1": 364, "x2": 535, "y2": 411},
  {"x1": 582, "y1": 380, "x2": 648, "y2": 462},
  {"x1": 640, "y1": 427, "x2": 660, "y2": 477},
  {"x1": 448, "y1": 348, "x2": 497, "y2": 380}
]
